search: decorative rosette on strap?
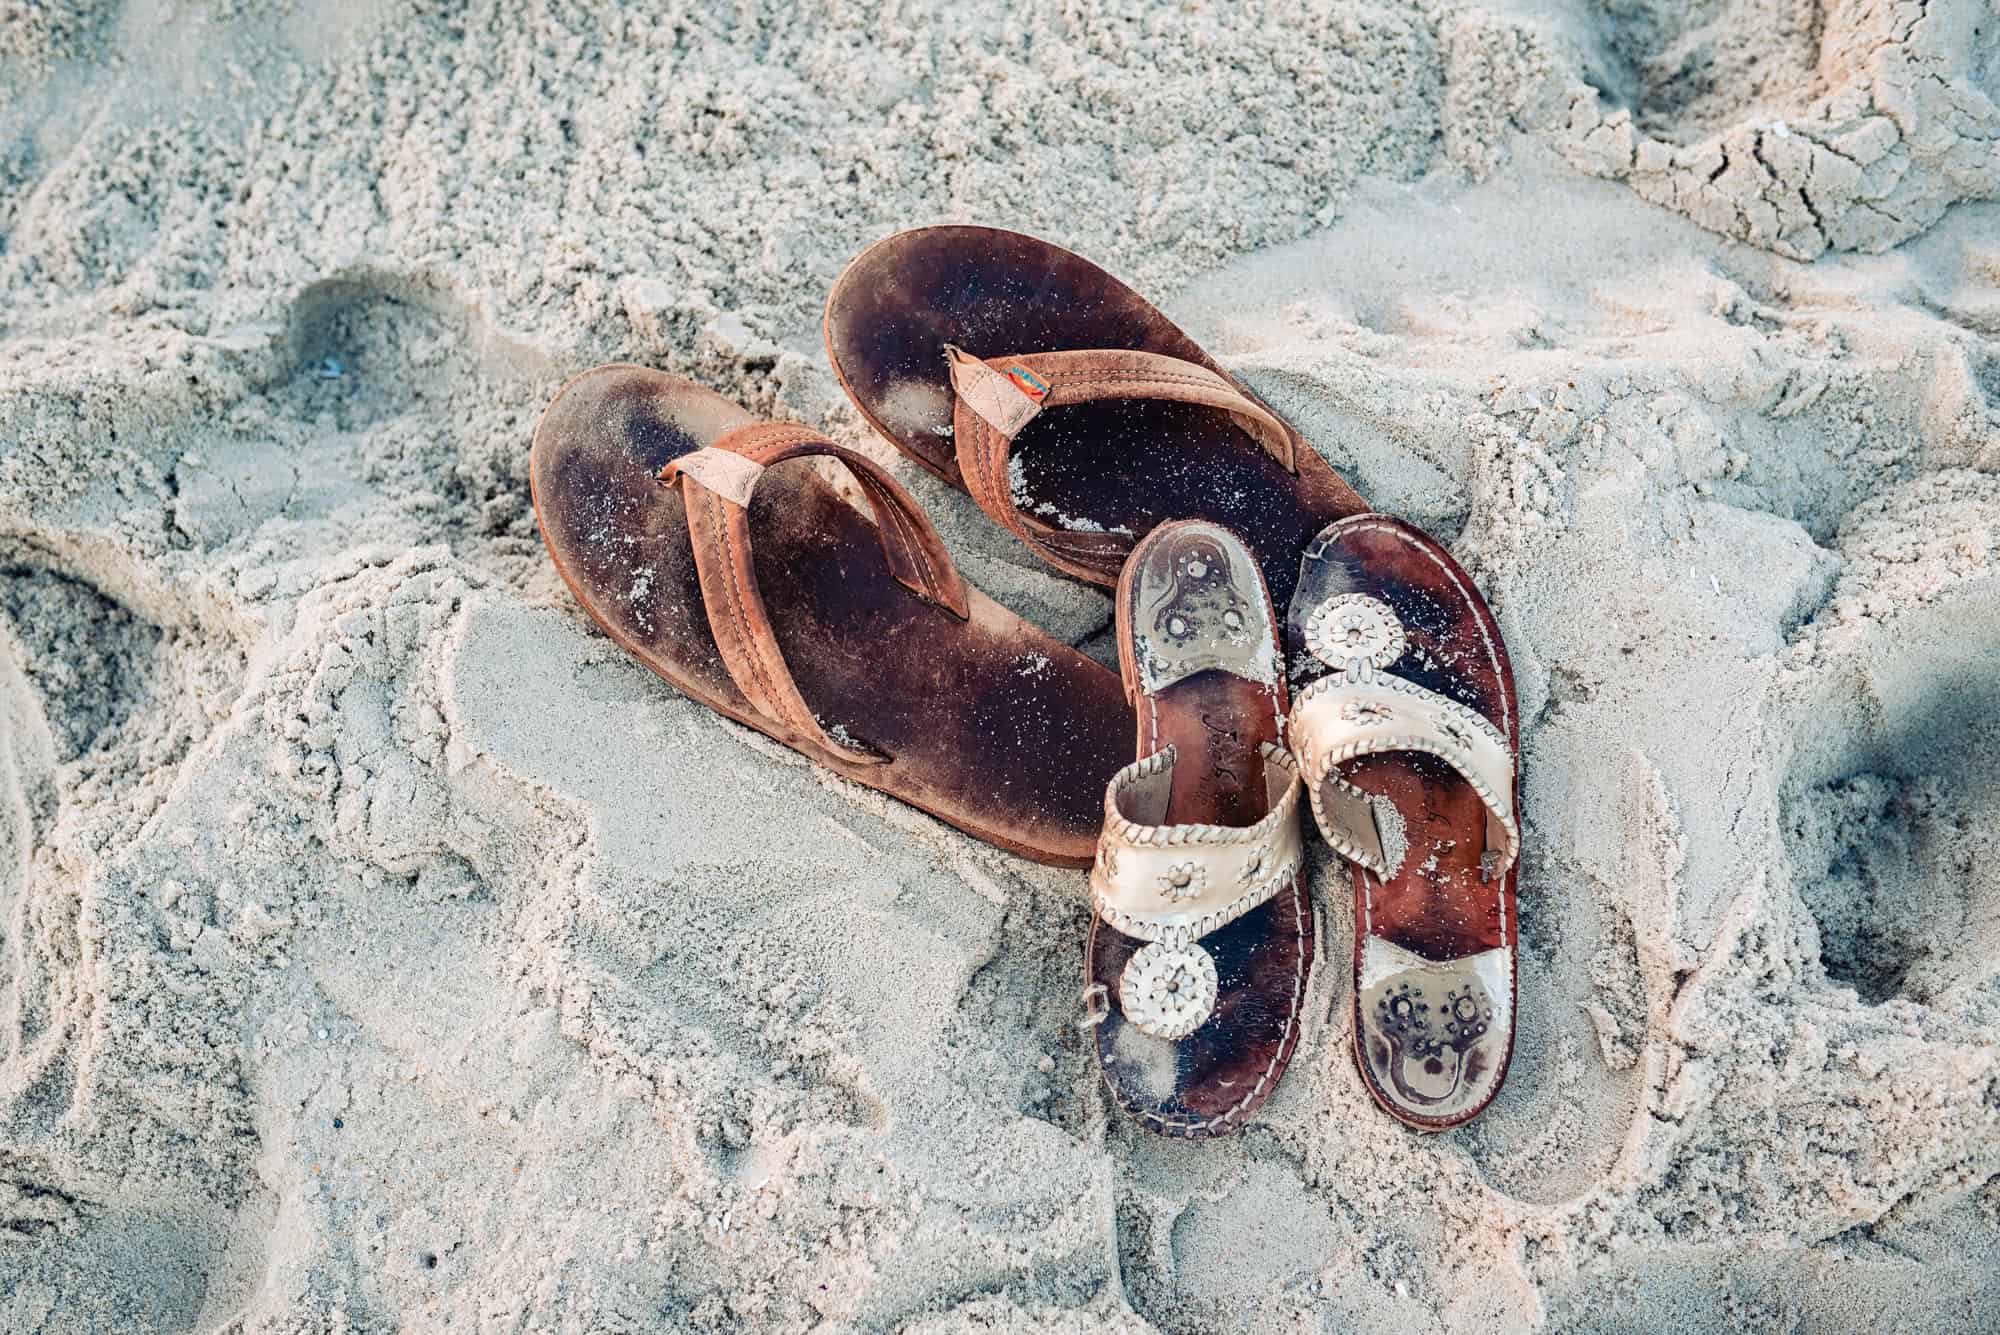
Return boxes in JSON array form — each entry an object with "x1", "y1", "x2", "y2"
[{"x1": 1090, "y1": 744, "x2": 1304, "y2": 1039}]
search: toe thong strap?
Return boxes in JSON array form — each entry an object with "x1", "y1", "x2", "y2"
[
  {"x1": 1289, "y1": 667, "x2": 1518, "y2": 880},
  {"x1": 662, "y1": 423, "x2": 969, "y2": 764},
  {"x1": 1089, "y1": 744, "x2": 1302, "y2": 1038},
  {"x1": 1284, "y1": 588, "x2": 1517, "y2": 880},
  {"x1": 943, "y1": 344, "x2": 1298, "y2": 584}
]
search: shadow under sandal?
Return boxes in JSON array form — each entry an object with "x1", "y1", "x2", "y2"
[
  {"x1": 823, "y1": 225, "x2": 1369, "y2": 610},
  {"x1": 1085, "y1": 520, "x2": 1313, "y2": 1138},
  {"x1": 530, "y1": 365, "x2": 1132, "y2": 867},
  {"x1": 1285, "y1": 515, "x2": 1523, "y2": 1130}
]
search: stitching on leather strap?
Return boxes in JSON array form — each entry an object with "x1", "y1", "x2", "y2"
[
  {"x1": 695, "y1": 489, "x2": 766, "y2": 707},
  {"x1": 1047, "y1": 369, "x2": 1283, "y2": 434},
  {"x1": 1049, "y1": 369, "x2": 1225, "y2": 390},
  {"x1": 749, "y1": 424, "x2": 824, "y2": 454},
  {"x1": 978, "y1": 416, "x2": 1012, "y2": 533},
  {"x1": 969, "y1": 412, "x2": 1027, "y2": 548},
  {"x1": 706, "y1": 488, "x2": 789, "y2": 727},
  {"x1": 880, "y1": 479, "x2": 936, "y2": 593},
  {"x1": 858, "y1": 468, "x2": 941, "y2": 598}
]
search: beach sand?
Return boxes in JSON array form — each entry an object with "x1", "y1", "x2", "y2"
[{"x1": 2, "y1": 1, "x2": 1998, "y2": 1330}]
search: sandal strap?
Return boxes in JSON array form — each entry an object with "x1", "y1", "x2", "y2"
[
  {"x1": 944, "y1": 345, "x2": 1298, "y2": 583},
  {"x1": 1288, "y1": 668, "x2": 1519, "y2": 880},
  {"x1": 661, "y1": 422, "x2": 969, "y2": 764},
  {"x1": 1088, "y1": 743, "x2": 1304, "y2": 946}
]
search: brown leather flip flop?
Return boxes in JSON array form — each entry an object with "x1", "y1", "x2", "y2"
[
  {"x1": 530, "y1": 365, "x2": 1132, "y2": 867},
  {"x1": 822, "y1": 226, "x2": 1369, "y2": 610},
  {"x1": 1082, "y1": 520, "x2": 1313, "y2": 1138},
  {"x1": 1284, "y1": 515, "x2": 1522, "y2": 1130}
]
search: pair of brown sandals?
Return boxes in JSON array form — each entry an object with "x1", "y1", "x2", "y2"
[{"x1": 531, "y1": 228, "x2": 1522, "y2": 1137}]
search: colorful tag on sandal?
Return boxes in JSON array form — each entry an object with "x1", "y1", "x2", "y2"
[{"x1": 1004, "y1": 365, "x2": 1050, "y2": 402}]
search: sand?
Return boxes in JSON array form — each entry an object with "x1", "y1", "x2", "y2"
[{"x1": 2, "y1": 1, "x2": 1997, "y2": 1331}]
